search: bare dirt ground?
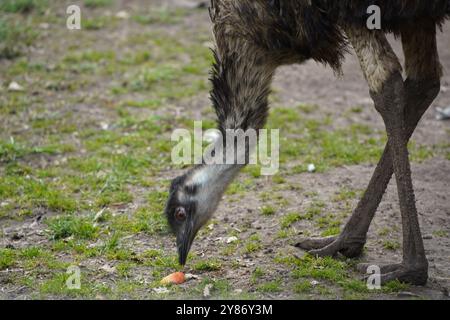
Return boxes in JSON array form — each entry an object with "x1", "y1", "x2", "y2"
[{"x1": 0, "y1": 0, "x2": 449, "y2": 300}]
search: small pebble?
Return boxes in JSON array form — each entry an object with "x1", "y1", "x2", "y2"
[
  {"x1": 8, "y1": 82, "x2": 24, "y2": 92},
  {"x1": 185, "y1": 273, "x2": 200, "y2": 281},
  {"x1": 436, "y1": 107, "x2": 450, "y2": 120},
  {"x1": 153, "y1": 287, "x2": 170, "y2": 294},
  {"x1": 203, "y1": 284, "x2": 213, "y2": 298},
  {"x1": 115, "y1": 11, "x2": 130, "y2": 19},
  {"x1": 226, "y1": 236, "x2": 238, "y2": 244}
]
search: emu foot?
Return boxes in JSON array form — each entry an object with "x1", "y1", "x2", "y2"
[
  {"x1": 295, "y1": 236, "x2": 336, "y2": 250},
  {"x1": 295, "y1": 235, "x2": 365, "y2": 258},
  {"x1": 358, "y1": 262, "x2": 428, "y2": 286}
]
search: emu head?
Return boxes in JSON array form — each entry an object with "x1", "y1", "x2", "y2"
[{"x1": 165, "y1": 166, "x2": 229, "y2": 265}]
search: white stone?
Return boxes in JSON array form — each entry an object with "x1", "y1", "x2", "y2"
[
  {"x1": 116, "y1": 11, "x2": 130, "y2": 19},
  {"x1": 153, "y1": 287, "x2": 170, "y2": 294},
  {"x1": 8, "y1": 82, "x2": 24, "y2": 92},
  {"x1": 226, "y1": 236, "x2": 238, "y2": 244},
  {"x1": 203, "y1": 284, "x2": 213, "y2": 298},
  {"x1": 436, "y1": 107, "x2": 450, "y2": 120},
  {"x1": 310, "y1": 280, "x2": 319, "y2": 286},
  {"x1": 100, "y1": 122, "x2": 109, "y2": 130},
  {"x1": 185, "y1": 273, "x2": 200, "y2": 281}
]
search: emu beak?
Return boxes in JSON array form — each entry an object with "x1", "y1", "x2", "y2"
[{"x1": 177, "y1": 221, "x2": 195, "y2": 266}]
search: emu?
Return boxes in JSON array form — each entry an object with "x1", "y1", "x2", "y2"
[{"x1": 165, "y1": 0, "x2": 450, "y2": 285}]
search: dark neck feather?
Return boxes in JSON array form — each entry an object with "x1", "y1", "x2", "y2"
[{"x1": 187, "y1": 45, "x2": 275, "y2": 201}]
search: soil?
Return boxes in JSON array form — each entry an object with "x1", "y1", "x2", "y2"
[{"x1": 0, "y1": 0, "x2": 449, "y2": 300}]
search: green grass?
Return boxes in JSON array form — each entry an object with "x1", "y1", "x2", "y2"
[
  {"x1": 132, "y1": 7, "x2": 190, "y2": 25},
  {"x1": 111, "y1": 207, "x2": 168, "y2": 235},
  {"x1": 304, "y1": 201, "x2": 326, "y2": 220},
  {"x1": 276, "y1": 228, "x2": 296, "y2": 239},
  {"x1": 409, "y1": 143, "x2": 435, "y2": 163},
  {"x1": 269, "y1": 104, "x2": 440, "y2": 174},
  {"x1": 276, "y1": 253, "x2": 409, "y2": 296},
  {"x1": 0, "y1": 1, "x2": 445, "y2": 300},
  {"x1": 382, "y1": 280, "x2": 409, "y2": 293},
  {"x1": 110, "y1": 33, "x2": 212, "y2": 101},
  {"x1": 184, "y1": 278, "x2": 237, "y2": 299},
  {"x1": 83, "y1": 16, "x2": 113, "y2": 30},
  {"x1": 0, "y1": 0, "x2": 47, "y2": 13},
  {"x1": 251, "y1": 267, "x2": 265, "y2": 283},
  {"x1": 0, "y1": 174, "x2": 78, "y2": 215},
  {"x1": 0, "y1": 248, "x2": 16, "y2": 270},
  {"x1": 225, "y1": 182, "x2": 248, "y2": 196},
  {"x1": 38, "y1": 272, "x2": 98, "y2": 298},
  {"x1": 290, "y1": 255, "x2": 348, "y2": 282},
  {"x1": 321, "y1": 227, "x2": 341, "y2": 237},
  {"x1": 0, "y1": 138, "x2": 72, "y2": 163},
  {"x1": 84, "y1": 0, "x2": 113, "y2": 8},
  {"x1": 383, "y1": 240, "x2": 400, "y2": 251},
  {"x1": 316, "y1": 215, "x2": 342, "y2": 230},
  {"x1": 244, "y1": 242, "x2": 262, "y2": 254},
  {"x1": 63, "y1": 50, "x2": 116, "y2": 64},
  {"x1": 280, "y1": 212, "x2": 303, "y2": 229},
  {"x1": 193, "y1": 260, "x2": 222, "y2": 272},
  {"x1": 294, "y1": 280, "x2": 314, "y2": 294},
  {"x1": 272, "y1": 175, "x2": 286, "y2": 184},
  {"x1": 46, "y1": 215, "x2": 99, "y2": 240},
  {"x1": 432, "y1": 230, "x2": 448, "y2": 238},
  {"x1": 333, "y1": 187, "x2": 358, "y2": 202},
  {"x1": 257, "y1": 280, "x2": 282, "y2": 293},
  {"x1": 244, "y1": 234, "x2": 262, "y2": 254},
  {"x1": 261, "y1": 205, "x2": 276, "y2": 216},
  {"x1": 20, "y1": 247, "x2": 44, "y2": 259},
  {"x1": 0, "y1": 17, "x2": 37, "y2": 59},
  {"x1": 349, "y1": 106, "x2": 363, "y2": 114},
  {"x1": 268, "y1": 106, "x2": 388, "y2": 172},
  {"x1": 378, "y1": 227, "x2": 391, "y2": 237}
]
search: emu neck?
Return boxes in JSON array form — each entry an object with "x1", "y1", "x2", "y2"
[
  {"x1": 186, "y1": 38, "x2": 277, "y2": 217},
  {"x1": 186, "y1": 164, "x2": 242, "y2": 224}
]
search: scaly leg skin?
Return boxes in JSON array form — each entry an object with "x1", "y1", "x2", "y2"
[
  {"x1": 372, "y1": 69, "x2": 430, "y2": 285},
  {"x1": 296, "y1": 78, "x2": 440, "y2": 258},
  {"x1": 296, "y1": 22, "x2": 441, "y2": 270},
  {"x1": 298, "y1": 24, "x2": 441, "y2": 285}
]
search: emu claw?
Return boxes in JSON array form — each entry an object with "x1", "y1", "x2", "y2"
[
  {"x1": 358, "y1": 263, "x2": 427, "y2": 286},
  {"x1": 295, "y1": 236, "x2": 337, "y2": 251},
  {"x1": 296, "y1": 235, "x2": 366, "y2": 258}
]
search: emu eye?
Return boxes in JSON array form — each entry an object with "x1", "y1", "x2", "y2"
[{"x1": 175, "y1": 207, "x2": 186, "y2": 222}]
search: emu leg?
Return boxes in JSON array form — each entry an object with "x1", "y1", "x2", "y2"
[
  {"x1": 296, "y1": 78, "x2": 440, "y2": 257},
  {"x1": 297, "y1": 22, "x2": 441, "y2": 265},
  {"x1": 369, "y1": 71, "x2": 428, "y2": 285},
  {"x1": 301, "y1": 25, "x2": 440, "y2": 285}
]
